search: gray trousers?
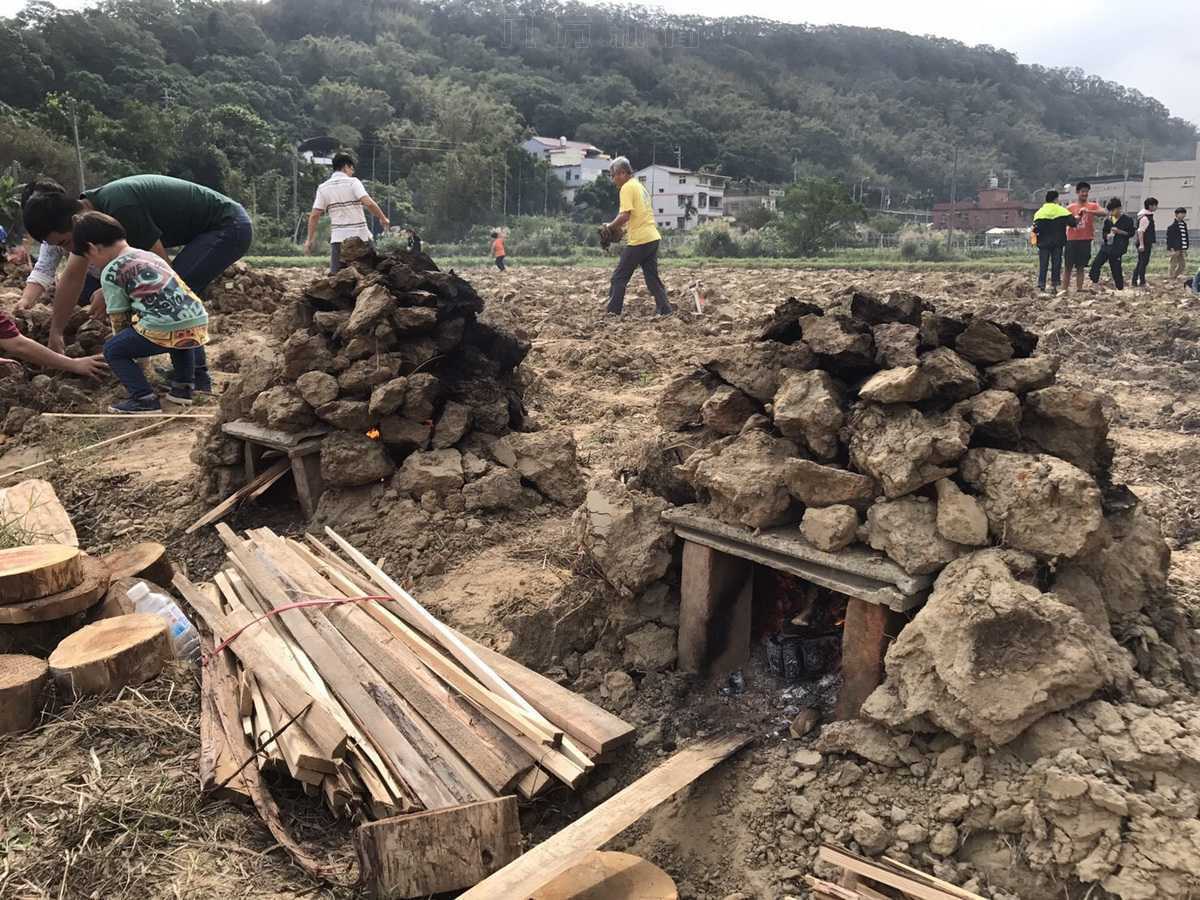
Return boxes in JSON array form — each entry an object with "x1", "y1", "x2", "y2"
[{"x1": 607, "y1": 240, "x2": 671, "y2": 315}]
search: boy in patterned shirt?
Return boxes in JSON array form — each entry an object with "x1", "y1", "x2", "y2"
[{"x1": 72, "y1": 212, "x2": 209, "y2": 414}]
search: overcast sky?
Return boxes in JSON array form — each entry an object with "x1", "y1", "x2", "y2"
[{"x1": 3, "y1": 0, "x2": 1198, "y2": 128}]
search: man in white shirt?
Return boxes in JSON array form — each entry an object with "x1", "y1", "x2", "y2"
[{"x1": 304, "y1": 152, "x2": 390, "y2": 272}]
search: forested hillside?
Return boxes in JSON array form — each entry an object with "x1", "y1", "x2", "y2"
[{"x1": 2, "y1": 0, "x2": 1196, "y2": 240}]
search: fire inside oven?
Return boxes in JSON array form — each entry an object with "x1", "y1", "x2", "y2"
[{"x1": 755, "y1": 568, "x2": 847, "y2": 685}]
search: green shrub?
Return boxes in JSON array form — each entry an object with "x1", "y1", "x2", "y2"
[
  {"x1": 692, "y1": 220, "x2": 740, "y2": 258},
  {"x1": 899, "y1": 228, "x2": 956, "y2": 262}
]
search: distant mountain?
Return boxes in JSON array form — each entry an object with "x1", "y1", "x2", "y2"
[{"x1": 2, "y1": 0, "x2": 1195, "y2": 231}]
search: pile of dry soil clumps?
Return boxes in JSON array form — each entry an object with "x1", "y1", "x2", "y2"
[
  {"x1": 586, "y1": 288, "x2": 1200, "y2": 898},
  {"x1": 204, "y1": 262, "x2": 289, "y2": 313},
  {"x1": 192, "y1": 239, "x2": 586, "y2": 528}
]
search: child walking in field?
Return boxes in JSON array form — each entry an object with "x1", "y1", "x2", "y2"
[
  {"x1": 1089, "y1": 198, "x2": 1136, "y2": 290},
  {"x1": 73, "y1": 212, "x2": 210, "y2": 414},
  {"x1": 491, "y1": 230, "x2": 507, "y2": 271},
  {"x1": 1167, "y1": 207, "x2": 1189, "y2": 280}
]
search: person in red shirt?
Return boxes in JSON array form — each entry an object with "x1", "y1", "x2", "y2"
[
  {"x1": 1065, "y1": 181, "x2": 1104, "y2": 293},
  {"x1": 0, "y1": 309, "x2": 106, "y2": 377}
]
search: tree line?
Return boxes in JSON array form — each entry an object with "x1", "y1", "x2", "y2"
[{"x1": 1, "y1": 0, "x2": 1196, "y2": 242}]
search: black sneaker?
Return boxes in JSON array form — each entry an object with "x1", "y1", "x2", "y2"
[
  {"x1": 155, "y1": 365, "x2": 213, "y2": 394},
  {"x1": 167, "y1": 384, "x2": 194, "y2": 406},
  {"x1": 109, "y1": 394, "x2": 163, "y2": 414}
]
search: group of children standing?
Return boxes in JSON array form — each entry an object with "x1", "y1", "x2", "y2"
[{"x1": 1032, "y1": 182, "x2": 1191, "y2": 294}]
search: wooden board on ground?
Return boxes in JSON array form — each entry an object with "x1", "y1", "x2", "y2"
[
  {"x1": 0, "y1": 554, "x2": 109, "y2": 624},
  {"x1": 530, "y1": 851, "x2": 678, "y2": 900},
  {"x1": 817, "y1": 845, "x2": 986, "y2": 900},
  {"x1": 459, "y1": 632, "x2": 636, "y2": 756},
  {"x1": 459, "y1": 733, "x2": 751, "y2": 900},
  {"x1": 0, "y1": 653, "x2": 49, "y2": 734},
  {"x1": 0, "y1": 479, "x2": 77, "y2": 546},
  {"x1": 185, "y1": 458, "x2": 290, "y2": 535},
  {"x1": 100, "y1": 542, "x2": 174, "y2": 587},
  {"x1": 48, "y1": 612, "x2": 170, "y2": 698},
  {"x1": 0, "y1": 544, "x2": 82, "y2": 603},
  {"x1": 355, "y1": 796, "x2": 522, "y2": 899}
]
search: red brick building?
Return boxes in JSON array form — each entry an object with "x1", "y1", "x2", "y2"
[{"x1": 932, "y1": 188, "x2": 1039, "y2": 231}]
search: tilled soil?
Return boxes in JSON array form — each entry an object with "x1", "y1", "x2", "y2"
[{"x1": 2, "y1": 264, "x2": 1199, "y2": 899}]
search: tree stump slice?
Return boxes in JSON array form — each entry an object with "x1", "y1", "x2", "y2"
[
  {"x1": 100, "y1": 542, "x2": 174, "y2": 588},
  {"x1": 0, "y1": 545, "x2": 82, "y2": 603},
  {"x1": 48, "y1": 613, "x2": 170, "y2": 698},
  {"x1": 530, "y1": 851, "x2": 679, "y2": 900},
  {"x1": 0, "y1": 654, "x2": 50, "y2": 734},
  {"x1": 0, "y1": 555, "x2": 109, "y2": 625}
]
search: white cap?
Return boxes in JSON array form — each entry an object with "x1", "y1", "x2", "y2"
[{"x1": 126, "y1": 582, "x2": 151, "y2": 602}]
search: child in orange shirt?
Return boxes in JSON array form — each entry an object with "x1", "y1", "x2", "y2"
[{"x1": 490, "y1": 230, "x2": 506, "y2": 271}]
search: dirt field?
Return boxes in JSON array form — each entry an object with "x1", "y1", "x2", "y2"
[{"x1": 2, "y1": 263, "x2": 1199, "y2": 899}]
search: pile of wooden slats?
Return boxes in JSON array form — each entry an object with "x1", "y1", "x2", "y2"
[
  {"x1": 810, "y1": 845, "x2": 987, "y2": 900},
  {"x1": 175, "y1": 524, "x2": 636, "y2": 821}
]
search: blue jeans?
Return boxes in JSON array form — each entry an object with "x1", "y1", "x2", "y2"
[
  {"x1": 167, "y1": 206, "x2": 254, "y2": 377},
  {"x1": 104, "y1": 328, "x2": 196, "y2": 398}
]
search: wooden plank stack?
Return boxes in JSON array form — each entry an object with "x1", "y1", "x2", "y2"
[
  {"x1": 811, "y1": 845, "x2": 987, "y2": 900},
  {"x1": 174, "y1": 525, "x2": 636, "y2": 824}
]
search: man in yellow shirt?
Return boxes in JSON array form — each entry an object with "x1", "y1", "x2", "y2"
[{"x1": 604, "y1": 157, "x2": 672, "y2": 316}]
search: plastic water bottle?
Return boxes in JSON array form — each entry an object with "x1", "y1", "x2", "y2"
[{"x1": 126, "y1": 581, "x2": 201, "y2": 663}]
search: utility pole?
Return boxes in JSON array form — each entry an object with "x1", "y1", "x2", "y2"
[
  {"x1": 674, "y1": 145, "x2": 682, "y2": 168},
  {"x1": 386, "y1": 144, "x2": 393, "y2": 221},
  {"x1": 543, "y1": 167, "x2": 549, "y2": 214},
  {"x1": 70, "y1": 101, "x2": 86, "y2": 191},
  {"x1": 291, "y1": 149, "x2": 299, "y2": 241},
  {"x1": 503, "y1": 161, "x2": 508, "y2": 217},
  {"x1": 946, "y1": 145, "x2": 958, "y2": 253}
]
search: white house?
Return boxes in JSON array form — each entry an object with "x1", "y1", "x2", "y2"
[
  {"x1": 520, "y1": 136, "x2": 612, "y2": 203},
  {"x1": 633, "y1": 165, "x2": 729, "y2": 232}
]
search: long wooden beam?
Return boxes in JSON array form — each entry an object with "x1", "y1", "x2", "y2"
[{"x1": 458, "y1": 733, "x2": 752, "y2": 899}]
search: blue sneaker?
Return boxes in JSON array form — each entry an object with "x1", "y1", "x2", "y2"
[
  {"x1": 167, "y1": 384, "x2": 194, "y2": 406},
  {"x1": 109, "y1": 394, "x2": 163, "y2": 414},
  {"x1": 155, "y1": 365, "x2": 213, "y2": 394}
]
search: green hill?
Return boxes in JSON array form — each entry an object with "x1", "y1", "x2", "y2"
[{"x1": 1, "y1": 0, "x2": 1196, "y2": 238}]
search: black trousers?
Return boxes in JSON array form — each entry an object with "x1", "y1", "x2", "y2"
[
  {"x1": 1089, "y1": 245, "x2": 1125, "y2": 290},
  {"x1": 1037, "y1": 244, "x2": 1064, "y2": 289},
  {"x1": 607, "y1": 240, "x2": 671, "y2": 315},
  {"x1": 494, "y1": 255, "x2": 506, "y2": 271},
  {"x1": 1131, "y1": 246, "x2": 1153, "y2": 285}
]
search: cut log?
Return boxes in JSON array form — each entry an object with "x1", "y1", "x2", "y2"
[
  {"x1": 355, "y1": 797, "x2": 522, "y2": 899},
  {"x1": 0, "y1": 554, "x2": 109, "y2": 625},
  {"x1": 100, "y1": 542, "x2": 174, "y2": 587},
  {"x1": 530, "y1": 851, "x2": 678, "y2": 900},
  {"x1": 0, "y1": 653, "x2": 50, "y2": 734},
  {"x1": 0, "y1": 544, "x2": 82, "y2": 603},
  {"x1": 459, "y1": 733, "x2": 752, "y2": 899},
  {"x1": 48, "y1": 612, "x2": 170, "y2": 698},
  {"x1": 0, "y1": 478, "x2": 78, "y2": 546}
]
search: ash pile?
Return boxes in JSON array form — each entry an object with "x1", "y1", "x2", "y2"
[
  {"x1": 205, "y1": 262, "x2": 288, "y2": 313},
  {"x1": 640, "y1": 289, "x2": 1188, "y2": 741},
  {"x1": 194, "y1": 239, "x2": 584, "y2": 516}
]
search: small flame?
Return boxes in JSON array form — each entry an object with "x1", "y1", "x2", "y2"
[
  {"x1": 366, "y1": 428, "x2": 381, "y2": 441},
  {"x1": 833, "y1": 617, "x2": 845, "y2": 628}
]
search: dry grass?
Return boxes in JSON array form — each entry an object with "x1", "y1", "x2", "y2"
[{"x1": 0, "y1": 665, "x2": 357, "y2": 900}]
